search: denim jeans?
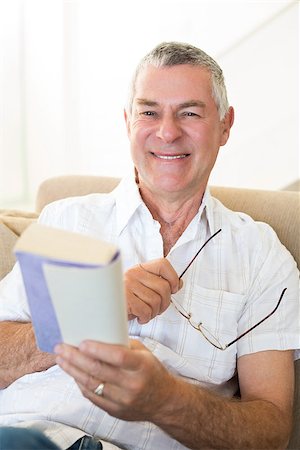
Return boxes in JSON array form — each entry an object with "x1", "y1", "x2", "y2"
[{"x1": 0, "y1": 427, "x2": 103, "y2": 450}]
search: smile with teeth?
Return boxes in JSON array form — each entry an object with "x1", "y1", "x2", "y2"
[{"x1": 151, "y1": 152, "x2": 189, "y2": 160}]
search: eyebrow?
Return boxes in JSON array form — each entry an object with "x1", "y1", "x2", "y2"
[
  {"x1": 135, "y1": 98, "x2": 206, "y2": 109},
  {"x1": 178, "y1": 100, "x2": 206, "y2": 109},
  {"x1": 135, "y1": 99, "x2": 159, "y2": 107}
]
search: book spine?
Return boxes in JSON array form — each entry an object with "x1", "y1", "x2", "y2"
[{"x1": 16, "y1": 251, "x2": 63, "y2": 353}]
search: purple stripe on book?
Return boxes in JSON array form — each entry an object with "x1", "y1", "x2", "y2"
[{"x1": 16, "y1": 251, "x2": 63, "y2": 353}]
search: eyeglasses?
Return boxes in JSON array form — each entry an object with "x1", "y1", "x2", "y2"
[{"x1": 171, "y1": 229, "x2": 287, "y2": 350}]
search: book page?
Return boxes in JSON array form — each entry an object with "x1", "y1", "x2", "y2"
[{"x1": 42, "y1": 257, "x2": 128, "y2": 348}]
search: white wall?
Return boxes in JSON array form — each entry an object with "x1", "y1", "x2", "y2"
[
  {"x1": 0, "y1": 0, "x2": 298, "y2": 209},
  {"x1": 0, "y1": 1, "x2": 24, "y2": 203},
  {"x1": 210, "y1": 4, "x2": 299, "y2": 190}
]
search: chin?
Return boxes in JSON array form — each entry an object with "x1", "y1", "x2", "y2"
[{"x1": 153, "y1": 180, "x2": 188, "y2": 195}]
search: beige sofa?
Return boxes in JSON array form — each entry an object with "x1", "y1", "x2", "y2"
[{"x1": 0, "y1": 175, "x2": 299, "y2": 449}]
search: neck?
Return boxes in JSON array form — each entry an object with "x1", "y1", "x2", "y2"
[{"x1": 139, "y1": 187, "x2": 205, "y2": 256}]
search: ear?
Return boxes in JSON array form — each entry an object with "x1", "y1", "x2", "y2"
[
  {"x1": 124, "y1": 108, "x2": 131, "y2": 138},
  {"x1": 220, "y1": 106, "x2": 234, "y2": 146}
]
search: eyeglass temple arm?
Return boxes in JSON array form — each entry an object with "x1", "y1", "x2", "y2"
[
  {"x1": 225, "y1": 287, "x2": 287, "y2": 349},
  {"x1": 179, "y1": 228, "x2": 222, "y2": 279}
]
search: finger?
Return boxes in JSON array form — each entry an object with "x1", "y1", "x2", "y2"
[
  {"x1": 55, "y1": 343, "x2": 101, "y2": 378},
  {"x1": 78, "y1": 339, "x2": 146, "y2": 371},
  {"x1": 126, "y1": 265, "x2": 171, "y2": 302},
  {"x1": 81, "y1": 378, "x2": 143, "y2": 413},
  {"x1": 56, "y1": 352, "x2": 99, "y2": 390},
  {"x1": 77, "y1": 381, "x2": 131, "y2": 420},
  {"x1": 55, "y1": 344, "x2": 124, "y2": 388},
  {"x1": 79, "y1": 378, "x2": 132, "y2": 407},
  {"x1": 126, "y1": 291, "x2": 154, "y2": 324},
  {"x1": 125, "y1": 263, "x2": 174, "y2": 319},
  {"x1": 129, "y1": 339, "x2": 148, "y2": 351},
  {"x1": 126, "y1": 276, "x2": 164, "y2": 307},
  {"x1": 140, "y1": 259, "x2": 181, "y2": 294},
  {"x1": 126, "y1": 278, "x2": 169, "y2": 322}
]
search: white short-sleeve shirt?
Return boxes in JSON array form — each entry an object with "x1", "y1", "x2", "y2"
[{"x1": 0, "y1": 173, "x2": 299, "y2": 450}]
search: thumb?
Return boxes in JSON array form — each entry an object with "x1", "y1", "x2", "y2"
[{"x1": 129, "y1": 339, "x2": 148, "y2": 351}]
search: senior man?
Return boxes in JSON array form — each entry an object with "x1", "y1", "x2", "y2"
[{"x1": 0, "y1": 42, "x2": 299, "y2": 450}]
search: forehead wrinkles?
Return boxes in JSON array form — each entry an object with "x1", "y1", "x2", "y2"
[
  {"x1": 134, "y1": 98, "x2": 207, "y2": 112},
  {"x1": 133, "y1": 65, "x2": 213, "y2": 106}
]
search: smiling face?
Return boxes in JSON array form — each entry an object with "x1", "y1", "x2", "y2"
[{"x1": 125, "y1": 64, "x2": 234, "y2": 204}]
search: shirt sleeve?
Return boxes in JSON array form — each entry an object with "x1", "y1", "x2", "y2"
[
  {"x1": 0, "y1": 263, "x2": 31, "y2": 321},
  {"x1": 0, "y1": 200, "x2": 69, "y2": 322},
  {"x1": 236, "y1": 222, "x2": 300, "y2": 358}
]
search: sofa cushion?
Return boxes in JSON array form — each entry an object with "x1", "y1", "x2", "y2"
[{"x1": 0, "y1": 210, "x2": 38, "y2": 280}]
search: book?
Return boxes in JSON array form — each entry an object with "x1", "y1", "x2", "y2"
[{"x1": 14, "y1": 223, "x2": 129, "y2": 353}]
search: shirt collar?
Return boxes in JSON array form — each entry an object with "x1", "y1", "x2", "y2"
[
  {"x1": 204, "y1": 187, "x2": 216, "y2": 236},
  {"x1": 112, "y1": 170, "x2": 216, "y2": 238},
  {"x1": 169, "y1": 188, "x2": 215, "y2": 251},
  {"x1": 113, "y1": 168, "x2": 144, "y2": 235}
]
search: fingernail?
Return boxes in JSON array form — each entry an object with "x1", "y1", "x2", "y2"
[
  {"x1": 55, "y1": 356, "x2": 63, "y2": 365},
  {"x1": 79, "y1": 340, "x2": 90, "y2": 351},
  {"x1": 54, "y1": 344, "x2": 62, "y2": 354}
]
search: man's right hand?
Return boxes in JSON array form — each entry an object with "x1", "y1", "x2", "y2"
[{"x1": 124, "y1": 258, "x2": 183, "y2": 324}]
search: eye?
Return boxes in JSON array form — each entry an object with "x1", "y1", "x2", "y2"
[
  {"x1": 182, "y1": 111, "x2": 199, "y2": 117},
  {"x1": 141, "y1": 111, "x2": 157, "y2": 116}
]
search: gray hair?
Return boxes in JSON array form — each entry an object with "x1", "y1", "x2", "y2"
[{"x1": 127, "y1": 41, "x2": 229, "y2": 120}]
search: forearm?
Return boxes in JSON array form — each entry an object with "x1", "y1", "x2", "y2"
[
  {"x1": 154, "y1": 377, "x2": 291, "y2": 450},
  {"x1": 54, "y1": 341, "x2": 293, "y2": 449},
  {"x1": 0, "y1": 321, "x2": 56, "y2": 389}
]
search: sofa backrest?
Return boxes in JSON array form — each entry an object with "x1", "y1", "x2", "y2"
[
  {"x1": 36, "y1": 175, "x2": 300, "y2": 268},
  {"x1": 1, "y1": 176, "x2": 299, "y2": 280}
]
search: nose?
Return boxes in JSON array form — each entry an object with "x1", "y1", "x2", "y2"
[{"x1": 156, "y1": 115, "x2": 182, "y2": 143}]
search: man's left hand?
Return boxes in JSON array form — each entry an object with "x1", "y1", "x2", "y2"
[{"x1": 55, "y1": 339, "x2": 176, "y2": 422}]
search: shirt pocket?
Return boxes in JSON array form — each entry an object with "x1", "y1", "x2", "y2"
[
  {"x1": 179, "y1": 285, "x2": 245, "y2": 384},
  {"x1": 190, "y1": 285, "x2": 245, "y2": 345}
]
